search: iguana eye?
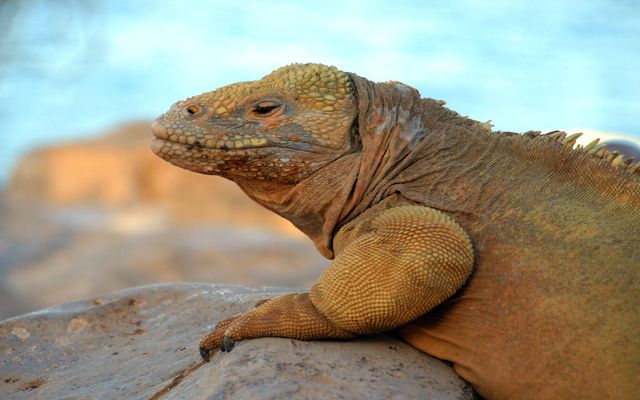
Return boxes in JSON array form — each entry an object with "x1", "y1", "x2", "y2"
[
  {"x1": 251, "y1": 101, "x2": 281, "y2": 117},
  {"x1": 186, "y1": 105, "x2": 200, "y2": 114},
  {"x1": 184, "y1": 104, "x2": 204, "y2": 116}
]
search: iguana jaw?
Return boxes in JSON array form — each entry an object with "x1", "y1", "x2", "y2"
[{"x1": 151, "y1": 119, "x2": 349, "y2": 183}]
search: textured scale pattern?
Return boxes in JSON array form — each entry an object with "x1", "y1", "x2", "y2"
[
  {"x1": 199, "y1": 206, "x2": 473, "y2": 348},
  {"x1": 311, "y1": 206, "x2": 473, "y2": 334}
]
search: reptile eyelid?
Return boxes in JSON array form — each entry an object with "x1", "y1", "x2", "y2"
[{"x1": 250, "y1": 101, "x2": 282, "y2": 117}]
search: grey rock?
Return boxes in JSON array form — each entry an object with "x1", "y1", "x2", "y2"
[
  {"x1": 0, "y1": 192, "x2": 325, "y2": 320},
  {"x1": 0, "y1": 283, "x2": 474, "y2": 399}
]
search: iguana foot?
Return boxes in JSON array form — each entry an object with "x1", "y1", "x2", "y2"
[
  {"x1": 198, "y1": 298, "x2": 275, "y2": 360},
  {"x1": 198, "y1": 293, "x2": 355, "y2": 361}
]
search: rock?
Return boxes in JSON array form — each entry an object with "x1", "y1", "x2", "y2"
[
  {"x1": 1, "y1": 224, "x2": 326, "y2": 317},
  {"x1": 0, "y1": 284, "x2": 474, "y2": 399}
]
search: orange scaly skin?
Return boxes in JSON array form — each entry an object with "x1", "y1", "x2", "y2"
[{"x1": 151, "y1": 63, "x2": 640, "y2": 400}]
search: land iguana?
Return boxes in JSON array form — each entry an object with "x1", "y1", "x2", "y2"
[{"x1": 151, "y1": 63, "x2": 639, "y2": 399}]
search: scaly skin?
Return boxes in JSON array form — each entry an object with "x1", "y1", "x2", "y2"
[{"x1": 151, "y1": 63, "x2": 640, "y2": 400}]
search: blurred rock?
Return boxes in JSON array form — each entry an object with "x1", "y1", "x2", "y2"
[
  {"x1": 1, "y1": 221, "x2": 326, "y2": 317},
  {"x1": 0, "y1": 123, "x2": 324, "y2": 319},
  {"x1": 602, "y1": 140, "x2": 640, "y2": 160},
  {"x1": 0, "y1": 283, "x2": 474, "y2": 400}
]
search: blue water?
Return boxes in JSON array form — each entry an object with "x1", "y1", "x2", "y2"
[{"x1": 0, "y1": 0, "x2": 638, "y2": 184}]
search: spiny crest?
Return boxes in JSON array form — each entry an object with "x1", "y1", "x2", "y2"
[
  {"x1": 196, "y1": 63, "x2": 352, "y2": 116},
  {"x1": 520, "y1": 130, "x2": 640, "y2": 176}
]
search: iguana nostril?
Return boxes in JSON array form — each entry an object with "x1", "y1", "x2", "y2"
[{"x1": 150, "y1": 120, "x2": 168, "y2": 139}]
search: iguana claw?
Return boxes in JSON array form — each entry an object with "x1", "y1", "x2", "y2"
[
  {"x1": 222, "y1": 335, "x2": 235, "y2": 352},
  {"x1": 199, "y1": 346, "x2": 211, "y2": 362}
]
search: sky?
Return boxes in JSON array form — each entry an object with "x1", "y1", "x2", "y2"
[{"x1": 0, "y1": 0, "x2": 638, "y2": 184}]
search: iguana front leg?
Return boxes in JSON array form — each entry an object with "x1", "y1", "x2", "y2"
[{"x1": 199, "y1": 206, "x2": 474, "y2": 360}]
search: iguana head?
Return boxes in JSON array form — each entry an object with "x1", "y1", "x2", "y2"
[{"x1": 151, "y1": 63, "x2": 358, "y2": 184}]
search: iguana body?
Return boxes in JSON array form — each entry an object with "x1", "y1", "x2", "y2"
[{"x1": 151, "y1": 63, "x2": 639, "y2": 399}]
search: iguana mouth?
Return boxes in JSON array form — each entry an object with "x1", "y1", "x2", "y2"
[
  {"x1": 151, "y1": 137, "x2": 270, "y2": 153},
  {"x1": 151, "y1": 120, "x2": 270, "y2": 151}
]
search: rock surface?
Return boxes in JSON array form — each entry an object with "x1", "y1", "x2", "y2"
[
  {"x1": 0, "y1": 284, "x2": 474, "y2": 400},
  {"x1": 0, "y1": 216, "x2": 325, "y2": 318}
]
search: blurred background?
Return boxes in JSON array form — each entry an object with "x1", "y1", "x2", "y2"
[{"x1": 0, "y1": 0, "x2": 638, "y2": 319}]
